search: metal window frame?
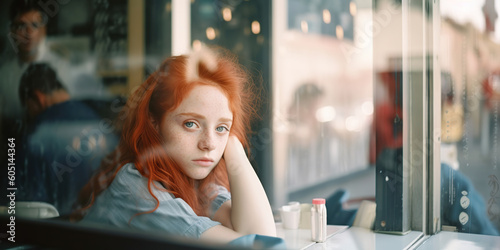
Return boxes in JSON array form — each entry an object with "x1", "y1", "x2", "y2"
[{"x1": 402, "y1": 0, "x2": 441, "y2": 235}]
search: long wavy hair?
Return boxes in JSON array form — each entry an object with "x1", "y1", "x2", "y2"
[{"x1": 72, "y1": 46, "x2": 258, "y2": 221}]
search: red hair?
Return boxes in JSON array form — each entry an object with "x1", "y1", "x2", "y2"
[{"x1": 72, "y1": 46, "x2": 258, "y2": 221}]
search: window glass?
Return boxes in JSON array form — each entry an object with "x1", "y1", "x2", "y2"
[
  {"x1": 0, "y1": 0, "x2": 127, "y2": 218},
  {"x1": 145, "y1": 0, "x2": 172, "y2": 74},
  {"x1": 439, "y1": 0, "x2": 500, "y2": 236},
  {"x1": 272, "y1": 0, "x2": 377, "y2": 217},
  {"x1": 0, "y1": 0, "x2": 272, "y2": 235},
  {"x1": 6, "y1": 0, "x2": 492, "y2": 246}
]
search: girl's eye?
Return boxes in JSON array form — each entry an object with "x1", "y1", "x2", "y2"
[
  {"x1": 184, "y1": 121, "x2": 196, "y2": 128},
  {"x1": 216, "y1": 126, "x2": 229, "y2": 133}
]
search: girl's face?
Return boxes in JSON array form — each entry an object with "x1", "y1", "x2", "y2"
[{"x1": 159, "y1": 85, "x2": 233, "y2": 180}]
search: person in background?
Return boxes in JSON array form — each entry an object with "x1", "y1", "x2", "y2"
[
  {"x1": 287, "y1": 83, "x2": 328, "y2": 189},
  {"x1": 18, "y1": 63, "x2": 116, "y2": 129},
  {"x1": 0, "y1": 0, "x2": 49, "y2": 138},
  {"x1": 0, "y1": 0, "x2": 107, "y2": 141},
  {"x1": 71, "y1": 46, "x2": 280, "y2": 246},
  {"x1": 14, "y1": 63, "x2": 120, "y2": 216}
]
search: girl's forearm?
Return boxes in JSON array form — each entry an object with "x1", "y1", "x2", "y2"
[{"x1": 224, "y1": 137, "x2": 276, "y2": 236}]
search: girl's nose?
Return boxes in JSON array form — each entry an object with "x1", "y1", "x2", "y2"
[{"x1": 198, "y1": 130, "x2": 216, "y2": 151}]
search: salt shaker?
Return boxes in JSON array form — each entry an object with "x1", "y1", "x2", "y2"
[{"x1": 311, "y1": 198, "x2": 327, "y2": 242}]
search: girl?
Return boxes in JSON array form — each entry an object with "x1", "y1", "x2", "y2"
[{"x1": 72, "y1": 46, "x2": 276, "y2": 243}]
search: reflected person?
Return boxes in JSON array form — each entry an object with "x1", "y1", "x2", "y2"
[
  {"x1": 15, "y1": 63, "x2": 120, "y2": 216},
  {"x1": 0, "y1": 0, "x2": 51, "y2": 159},
  {"x1": 0, "y1": 0, "x2": 108, "y2": 135}
]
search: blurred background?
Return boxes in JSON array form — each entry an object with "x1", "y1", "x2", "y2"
[{"x1": 0, "y1": 0, "x2": 499, "y2": 237}]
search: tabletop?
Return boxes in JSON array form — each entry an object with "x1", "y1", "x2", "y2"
[{"x1": 275, "y1": 223, "x2": 348, "y2": 250}]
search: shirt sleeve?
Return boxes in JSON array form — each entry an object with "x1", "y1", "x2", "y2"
[
  {"x1": 81, "y1": 163, "x2": 221, "y2": 239},
  {"x1": 209, "y1": 185, "x2": 231, "y2": 219}
]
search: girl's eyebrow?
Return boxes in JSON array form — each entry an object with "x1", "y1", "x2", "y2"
[{"x1": 177, "y1": 112, "x2": 233, "y2": 123}]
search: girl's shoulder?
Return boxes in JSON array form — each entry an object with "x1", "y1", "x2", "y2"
[
  {"x1": 116, "y1": 162, "x2": 141, "y2": 177},
  {"x1": 111, "y1": 162, "x2": 144, "y2": 187},
  {"x1": 110, "y1": 163, "x2": 174, "y2": 201}
]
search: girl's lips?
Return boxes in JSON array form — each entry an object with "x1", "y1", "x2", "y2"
[{"x1": 193, "y1": 158, "x2": 214, "y2": 167}]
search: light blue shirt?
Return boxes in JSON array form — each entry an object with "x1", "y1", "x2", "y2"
[{"x1": 80, "y1": 163, "x2": 231, "y2": 239}]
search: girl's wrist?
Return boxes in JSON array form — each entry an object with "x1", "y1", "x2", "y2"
[{"x1": 224, "y1": 136, "x2": 251, "y2": 176}]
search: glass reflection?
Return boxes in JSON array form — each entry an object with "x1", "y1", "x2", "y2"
[
  {"x1": 2, "y1": 0, "x2": 498, "y2": 248},
  {"x1": 276, "y1": 0, "x2": 374, "y2": 217},
  {"x1": 440, "y1": 0, "x2": 500, "y2": 235},
  {"x1": 0, "y1": 0, "x2": 122, "y2": 222}
]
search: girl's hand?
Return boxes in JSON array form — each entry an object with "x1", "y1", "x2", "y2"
[{"x1": 224, "y1": 136, "x2": 248, "y2": 176}]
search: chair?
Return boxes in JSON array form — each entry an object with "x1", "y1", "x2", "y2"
[
  {"x1": 351, "y1": 200, "x2": 377, "y2": 229},
  {"x1": 326, "y1": 189, "x2": 376, "y2": 229}
]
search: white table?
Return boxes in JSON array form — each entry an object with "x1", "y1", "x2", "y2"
[
  {"x1": 308, "y1": 227, "x2": 423, "y2": 250},
  {"x1": 277, "y1": 224, "x2": 425, "y2": 250},
  {"x1": 277, "y1": 223, "x2": 499, "y2": 250},
  {"x1": 275, "y1": 223, "x2": 348, "y2": 250},
  {"x1": 416, "y1": 231, "x2": 500, "y2": 250}
]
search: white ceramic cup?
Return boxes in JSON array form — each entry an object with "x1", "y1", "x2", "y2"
[
  {"x1": 280, "y1": 205, "x2": 301, "y2": 229},
  {"x1": 288, "y1": 201, "x2": 300, "y2": 211}
]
